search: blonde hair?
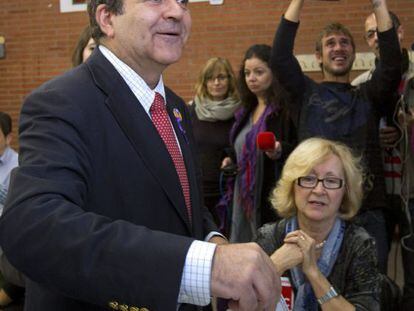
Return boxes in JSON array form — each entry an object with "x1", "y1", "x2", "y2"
[
  {"x1": 194, "y1": 57, "x2": 239, "y2": 101},
  {"x1": 271, "y1": 137, "x2": 363, "y2": 220}
]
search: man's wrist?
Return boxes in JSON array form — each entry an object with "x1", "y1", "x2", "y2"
[
  {"x1": 208, "y1": 236, "x2": 228, "y2": 245},
  {"x1": 205, "y1": 231, "x2": 226, "y2": 242},
  {"x1": 177, "y1": 240, "x2": 216, "y2": 306}
]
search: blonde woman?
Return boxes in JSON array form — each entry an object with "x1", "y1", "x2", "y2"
[
  {"x1": 256, "y1": 138, "x2": 381, "y2": 310},
  {"x1": 189, "y1": 57, "x2": 240, "y2": 225}
]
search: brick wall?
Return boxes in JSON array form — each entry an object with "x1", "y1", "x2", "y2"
[{"x1": 1, "y1": 0, "x2": 413, "y2": 150}]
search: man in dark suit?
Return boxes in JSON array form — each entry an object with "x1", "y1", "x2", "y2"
[{"x1": 0, "y1": 0, "x2": 280, "y2": 310}]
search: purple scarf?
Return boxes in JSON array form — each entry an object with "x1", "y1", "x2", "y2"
[{"x1": 230, "y1": 104, "x2": 277, "y2": 218}]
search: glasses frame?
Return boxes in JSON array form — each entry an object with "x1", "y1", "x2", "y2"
[
  {"x1": 207, "y1": 74, "x2": 229, "y2": 82},
  {"x1": 297, "y1": 176, "x2": 344, "y2": 190}
]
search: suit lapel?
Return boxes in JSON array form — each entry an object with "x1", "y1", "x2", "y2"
[{"x1": 87, "y1": 50, "x2": 192, "y2": 233}]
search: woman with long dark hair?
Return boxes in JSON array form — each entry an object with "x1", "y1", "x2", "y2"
[{"x1": 220, "y1": 44, "x2": 297, "y2": 242}]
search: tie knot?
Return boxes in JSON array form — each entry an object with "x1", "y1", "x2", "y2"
[{"x1": 151, "y1": 92, "x2": 165, "y2": 113}]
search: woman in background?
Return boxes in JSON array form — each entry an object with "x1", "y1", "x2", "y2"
[
  {"x1": 71, "y1": 25, "x2": 97, "y2": 67},
  {"x1": 189, "y1": 57, "x2": 240, "y2": 225},
  {"x1": 221, "y1": 44, "x2": 297, "y2": 242},
  {"x1": 256, "y1": 138, "x2": 381, "y2": 310}
]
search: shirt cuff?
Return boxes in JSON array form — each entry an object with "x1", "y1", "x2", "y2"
[
  {"x1": 205, "y1": 231, "x2": 226, "y2": 242},
  {"x1": 177, "y1": 240, "x2": 216, "y2": 306}
]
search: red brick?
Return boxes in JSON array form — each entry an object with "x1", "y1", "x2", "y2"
[{"x1": 0, "y1": 0, "x2": 412, "y2": 150}]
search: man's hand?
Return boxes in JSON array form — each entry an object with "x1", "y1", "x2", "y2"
[
  {"x1": 379, "y1": 126, "x2": 400, "y2": 148},
  {"x1": 211, "y1": 243, "x2": 281, "y2": 311}
]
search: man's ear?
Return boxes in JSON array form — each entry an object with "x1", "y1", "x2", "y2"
[{"x1": 95, "y1": 4, "x2": 115, "y2": 38}]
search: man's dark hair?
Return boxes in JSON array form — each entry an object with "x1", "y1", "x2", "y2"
[
  {"x1": 0, "y1": 112, "x2": 12, "y2": 136},
  {"x1": 87, "y1": 0, "x2": 124, "y2": 41},
  {"x1": 315, "y1": 22, "x2": 356, "y2": 54}
]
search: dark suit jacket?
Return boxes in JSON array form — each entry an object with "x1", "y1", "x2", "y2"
[{"x1": 0, "y1": 49, "x2": 216, "y2": 311}]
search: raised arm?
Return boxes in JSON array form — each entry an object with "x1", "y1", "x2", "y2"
[
  {"x1": 270, "y1": 0, "x2": 307, "y2": 122},
  {"x1": 364, "y1": 0, "x2": 402, "y2": 113},
  {"x1": 284, "y1": 0, "x2": 305, "y2": 23},
  {"x1": 372, "y1": 0, "x2": 393, "y2": 32}
]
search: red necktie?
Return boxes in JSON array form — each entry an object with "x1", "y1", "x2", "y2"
[{"x1": 150, "y1": 92, "x2": 192, "y2": 222}]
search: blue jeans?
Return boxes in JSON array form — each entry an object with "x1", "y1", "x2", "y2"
[{"x1": 354, "y1": 209, "x2": 389, "y2": 274}]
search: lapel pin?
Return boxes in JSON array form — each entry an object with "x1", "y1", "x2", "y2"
[{"x1": 173, "y1": 108, "x2": 189, "y2": 144}]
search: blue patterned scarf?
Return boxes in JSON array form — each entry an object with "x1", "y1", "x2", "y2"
[{"x1": 285, "y1": 217, "x2": 345, "y2": 311}]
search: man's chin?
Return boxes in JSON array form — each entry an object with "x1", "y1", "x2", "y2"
[
  {"x1": 325, "y1": 66, "x2": 352, "y2": 77},
  {"x1": 155, "y1": 52, "x2": 183, "y2": 66}
]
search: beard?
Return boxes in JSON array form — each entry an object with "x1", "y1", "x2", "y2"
[{"x1": 323, "y1": 56, "x2": 355, "y2": 77}]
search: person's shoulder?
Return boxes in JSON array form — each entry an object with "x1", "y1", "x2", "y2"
[
  {"x1": 304, "y1": 75, "x2": 318, "y2": 87},
  {"x1": 344, "y1": 222, "x2": 374, "y2": 247},
  {"x1": 255, "y1": 220, "x2": 285, "y2": 255},
  {"x1": 257, "y1": 221, "x2": 280, "y2": 237},
  {"x1": 29, "y1": 65, "x2": 93, "y2": 102},
  {"x1": 21, "y1": 64, "x2": 100, "y2": 128}
]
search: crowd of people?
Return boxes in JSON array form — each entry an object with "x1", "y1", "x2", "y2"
[{"x1": 0, "y1": 0, "x2": 413, "y2": 310}]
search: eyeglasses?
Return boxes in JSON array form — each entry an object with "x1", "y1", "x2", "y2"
[
  {"x1": 207, "y1": 74, "x2": 229, "y2": 82},
  {"x1": 365, "y1": 28, "x2": 378, "y2": 40},
  {"x1": 297, "y1": 176, "x2": 344, "y2": 189}
]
